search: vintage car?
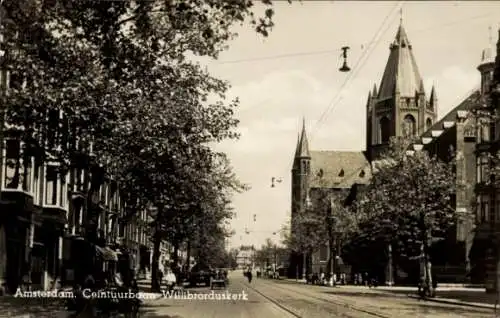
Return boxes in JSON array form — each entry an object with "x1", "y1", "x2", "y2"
[
  {"x1": 210, "y1": 268, "x2": 229, "y2": 290},
  {"x1": 188, "y1": 263, "x2": 214, "y2": 287}
]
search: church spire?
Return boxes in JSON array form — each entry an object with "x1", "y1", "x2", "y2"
[
  {"x1": 430, "y1": 84, "x2": 437, "y2": 107},
  {"x1": 377, "y1": 18, "x2": 423, "y2": 101},
  {"x1": 296, "y1": 117, "x2": 310, "y2": 158},
  {"x1": 480, "y1": 26, "x2": 495, "y2": 66}
]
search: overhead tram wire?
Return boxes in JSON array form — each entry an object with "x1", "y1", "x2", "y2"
[
  {"x1": 215, "y1": 12, "x2": 494, "y2": 66},
  {"x1": 310, "y1": 1, "x2": 404, "y2": 137}
]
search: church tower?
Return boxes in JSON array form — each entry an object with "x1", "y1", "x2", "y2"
[
  {"x1": 366, "y1": 18, "x2": 438, "y2": 161},
  {"x1": 291, "y1": 118, "x2": 311, "y2": 218}
]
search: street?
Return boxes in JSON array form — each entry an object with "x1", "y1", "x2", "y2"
[{"x1": 138, "y1": 272, "x2": 495, "y2": 318}]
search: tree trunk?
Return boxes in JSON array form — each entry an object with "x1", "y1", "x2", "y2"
[
  {"x1": 186, "y1": 240, "x2": 191, "y2": 269},
  {"x1": 173, "y1": 242, "x2": 179, "y2": 267},
  {"x1": 302, "y1": 252, "x2": 306, "y2": 280},
  {"x1": 422, "y1": 235, "x2": 434, "y2": 297},
  {"x1": 151, "y1": 227, "x2": 161, "y2": 292}
]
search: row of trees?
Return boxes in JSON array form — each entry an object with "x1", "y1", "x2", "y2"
[
  {"x1": 1, "y1": 0, "x2": 282, "y2": 290},
  {"x1": 287, "y1": 138, "x2": 464, "y2": 294}
]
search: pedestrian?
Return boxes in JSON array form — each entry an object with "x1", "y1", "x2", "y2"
[
  {"x1": 165, "y1": 268, "x2": 177, "y2": 291},
  {"x1": 247, "y1": 269, "x2": 253, "y2": 283}
]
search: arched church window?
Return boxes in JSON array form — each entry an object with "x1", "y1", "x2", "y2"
[
  {"x1": 426, "y1": 118, "x2": 432, "y2": 130},
  {"x1": 379, "y1": 117, "x2": 390, "y2": 143},
  {"x1": 402, "y1": 114, "x2": 416, "y2": 137}
]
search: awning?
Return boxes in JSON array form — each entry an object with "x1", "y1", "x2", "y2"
[{"x1": 96, "y1": 246, "x2": 118, "y2": 261}]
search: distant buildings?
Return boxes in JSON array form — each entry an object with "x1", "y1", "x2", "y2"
[{"x1": 236, "y1": 245, "x2": 255, "y2": 268}]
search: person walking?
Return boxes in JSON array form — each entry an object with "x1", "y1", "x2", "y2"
[{"x1": 247, "y1": 268, "x2": 253, "y2": 283}]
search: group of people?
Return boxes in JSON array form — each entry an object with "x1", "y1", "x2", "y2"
[{"x1": 156, "y1": 266, "x2": 179, "y2": 290}]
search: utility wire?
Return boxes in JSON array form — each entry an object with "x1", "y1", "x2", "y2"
[
  {"x1": 215, "y1": 13, "x2": 495, "y2": 65},
  {"x1": 311, "y1": 1, "x2": 404, "y2": 137}
]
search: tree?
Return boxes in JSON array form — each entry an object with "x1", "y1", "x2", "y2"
[
  {"x1": 285, "y1": 174, "x2": 360, "y2": 278},
  {"x1": 0, "y1": 0, "x2": 267, "y2": 286},
  {"x1": 354, "y1": 139, "x2": 458, "y2": 295}
]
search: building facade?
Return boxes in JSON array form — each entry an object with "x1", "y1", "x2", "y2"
[
  {"x1": 472, "y1": 28, "x2": 500, "y2": 292},
  {"x1": 0, "y1": 82, "x2": 153, "y2": 294}
]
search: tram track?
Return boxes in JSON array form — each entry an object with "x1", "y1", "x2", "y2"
[{"x1": 244, "y1": 280, "x2": 391, "y2": 318}]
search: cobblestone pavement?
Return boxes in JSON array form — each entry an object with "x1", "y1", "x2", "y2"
[{"x1": 259, "y1": 278, "x2": 495, "y2": 317}]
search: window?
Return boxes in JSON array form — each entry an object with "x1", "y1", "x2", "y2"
[
  {"x1": 402, "y1": 114, "x2": 416, "y2": 137},
  {"x1": 45, "y1": 166, "x2": 58, "y2": 205},
  {"x1": 22, "y1": 156, "x2": 32, "y2": 192},
  {"x1": 59, "y1": 174, "x2": 65, "y2": 207},
  {"x1": 477, "y1": 155, "x2": 489, "y2": 184},
  {"x1": 426, "y1": 118, "x2": 432, "y2": 130},
  {"x1": 100, "y1": 182, "x2": 107, "y2": 204},
  {"x1": 5, "y1": 139, "x2": 22, "y2": 189},
  {"x1": 338, "y1": 169, "x2": 345, "y2": 177},
  {"x1": 479, "y1": 122, "x2": 490, "y2": 143},
  {"x1": 380, "y1": 117, "x2": 391, "y2": 143},
  {"x1": 359, "y1": 170, "x2": 365, "y2": 178},
  {"x1": 491, "y1": 196, "x2": 496, "y2": 224},
  {"x1": 497, "y1": 194, "x2": 500, "y2": 224},
  {"x1": 317, "y1": 169, "x2": 324, "y2": 178},
  {"x1": 478, "y1": 195, "x2": 489, "y2": 223},
  {"x1": 76, "y1": 168, "x2": 84, "y2": 191},
  {"x1": 119, "y1": 222, "x2": 125, "y2": 237}
]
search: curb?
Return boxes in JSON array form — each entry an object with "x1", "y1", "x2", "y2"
[{"x1": 407, "y1": 294, "x2": 495, "y2": 310}]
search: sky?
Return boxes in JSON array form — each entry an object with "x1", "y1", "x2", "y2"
[{"x1": 202, "y1": 1, "x2": 500, "y2": 249}]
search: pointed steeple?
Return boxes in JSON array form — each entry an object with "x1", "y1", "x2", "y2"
[
  {"x1": 377, "y1": 18, "x2": 423, "y2": 100},
  {"x1": 480, "y1": 26, "x2": 495, "y2": 65},
  {"x1": 430, "y1": 84, "x2": 437, "y2": 107},
  {"x1": 366, "y1": 91, "x2": 372, "y2": 108},
  {"x1": 372, "y1": 84, "x2": 377, "y2": 98},
  {"x1": 294, "y1": 133, "x2": 300, "y2": 157},
  {"x1": 297, "y1": 117, "x2": 310, "y2": 158},
  {"x1": 419, "y1": 79, "x2": 425, "y2": 94}
]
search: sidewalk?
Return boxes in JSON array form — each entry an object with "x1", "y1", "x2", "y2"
[{"x1": 279, "y1": 278, "x2": 496, "y2": 310}]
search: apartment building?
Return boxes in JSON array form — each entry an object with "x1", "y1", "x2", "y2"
[{"x1": 0, "y1": 103, "x2": 152, "y2": 294}]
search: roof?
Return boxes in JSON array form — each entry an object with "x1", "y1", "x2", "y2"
[
  {"x1": 378, "y1": 23, "x2": 423, "y2": 100},
  {"x1": 407, "y1": 89, "x2": 480, "y2": 153},
  {"x1": 309, "y1": 151, "x2": 371, "y2": 189}
]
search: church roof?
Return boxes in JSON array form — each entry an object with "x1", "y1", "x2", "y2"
[
  {"x1": 309, "y1": 151, "x2": 371, "y2": 189},
  {"x1": 377, "y1": 22, "x2": 423, "y2": 100}
]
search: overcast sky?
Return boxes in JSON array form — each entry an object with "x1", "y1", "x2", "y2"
[{"x1": 203, "y1": 1, "x2": 499, "y2": 249}]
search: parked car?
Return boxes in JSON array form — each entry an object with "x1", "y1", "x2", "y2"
[{"x1": 188, "y1": 264, "x2": 214, "y2": 287}]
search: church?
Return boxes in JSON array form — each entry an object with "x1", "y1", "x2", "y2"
[{"x1": 290, "y1": 20, "x2": 497, "y2": 284}]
